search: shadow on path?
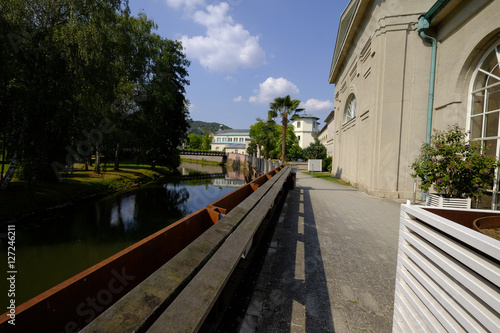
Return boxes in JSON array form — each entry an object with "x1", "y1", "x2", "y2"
[{"x1": 258, "y1": 185, "x2": 336, "y2": 332}]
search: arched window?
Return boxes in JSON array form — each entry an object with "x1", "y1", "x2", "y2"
[
  {"x1": 469, "y1": 42, "x2": 500, "y2": 208},
  {"x1": 344, "y1": 94, "x2": 356, "y2": 124}
]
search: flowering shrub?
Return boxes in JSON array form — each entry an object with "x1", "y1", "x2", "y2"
[{"x1": 411, "y1": 125, "x2": 499, "y2": 199}]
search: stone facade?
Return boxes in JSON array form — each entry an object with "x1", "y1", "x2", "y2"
[{"x1": 328, "y1": 0, "x2": 500, "y2": 200}]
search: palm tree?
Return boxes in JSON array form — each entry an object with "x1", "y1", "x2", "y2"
[{"x1": 268, "y1": 95, "x2": 304, "y2": 162}]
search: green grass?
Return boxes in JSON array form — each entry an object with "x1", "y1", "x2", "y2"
[
  {"x1": 0, "y1": 162, "x2": 173, "y2": 221},
  {"x1": 304, "y1": 172, "x2": 352, "y2": 187}
]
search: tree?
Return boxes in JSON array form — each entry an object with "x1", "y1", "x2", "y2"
[
  {"x1": 133, "y1": 36, "x2": 190, "y2": 170},
  {"x1": 188, "y1": 134, "x2": 202, "y2": 150},
  {"x1": 0, "y1": 0, "x2": 126, "y2": 186},
  {"x1": 249, "y1": 117, "x2": 276, "y2": 158},
  {"x1": 201, "y1": 131, "x2": 212, "y2": 151},
  {"x1": 303, "y1": 139, "x2": 327, "y2": 160},
  {"x1": 271, "y1": 124, "x2": 301, "y2": 160},
  {"x1": 268, "y1": 95, "x2": 304, "y2": 162},
  {"x1": 0, "y1": 1, "x2": 190, "y2": 188}
]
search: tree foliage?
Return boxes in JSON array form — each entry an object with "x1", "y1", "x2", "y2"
[
  {"x1": 188, "y1": 134, "x2": 203, "y2": 150},
  {"x1": 271, "y1": 125, "x2": 301, "y2": 160},
  {"x1": 268, "y1": 95, "x2": 304, "y2": 162},
  {"x1": 303, "y1": 139, "x2": 327, "y2": 160},
  {"x1": 249, "y1": 118, "x2": 276, "y2": 158},
  {"x1": 0, "y1": 0, "x2": 190, "y2": 188}
]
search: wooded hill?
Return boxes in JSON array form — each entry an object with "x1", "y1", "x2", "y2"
[{"x1": 187, "y1": 120, "x2": 231, "y2": 135}]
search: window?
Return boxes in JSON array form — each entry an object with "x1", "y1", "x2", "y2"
[
  {"x1": 344, "y1": 94, "x2": 356, "y2": 123},
  {"x1": 297, "y1": 121, "x2": 301, "y2": 128},
  {"x1": 217, "y1": 138, "x2": 221, "y2": 142},
  {"x1": 469, "y1": 42, "x2": 500, "y2": 208},
  {"x1": 240, "y1": 138, "x2": 244, "y2": 142},
  {"x1": 228, "y1": 138, "x2": 232, "y2": 142}
]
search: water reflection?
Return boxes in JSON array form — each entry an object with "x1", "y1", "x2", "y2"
[
  {"x1": 110, "y1": 195, "x2": 137, "y2": 230},
  {"x1": 0, "y1": 163, "x2": 247, "y2": 307}
]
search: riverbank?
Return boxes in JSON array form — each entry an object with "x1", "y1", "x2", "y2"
[{"x1": 0, "y1": 163, "x2": 172, "y2": 222}]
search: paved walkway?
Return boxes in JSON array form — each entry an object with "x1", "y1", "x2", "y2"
[{"x1": 240, "y1": 172, "x2": 402, "y2": 333}]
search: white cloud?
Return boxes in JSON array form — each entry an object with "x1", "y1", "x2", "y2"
[
  {"x1": 249, "y1": 77, "x2": 300, "y2": 104},
  {"x1": 301, "y1": 98, "x2": 334, "y2": 111},
  {"x1": 165, "y1": 0, "x2": 205, "y2": 10},
  {"x1": 233, "y1": 96, "x2": 243, "y2": 102},
  {"x1": 179, "y1": 2, "x2": 266, "y2": 72}
]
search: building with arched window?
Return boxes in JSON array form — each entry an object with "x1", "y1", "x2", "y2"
[{"x1": 328, "y1": 0, "x2": 500, "y2": 205}]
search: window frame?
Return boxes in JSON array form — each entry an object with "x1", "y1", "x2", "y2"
[
  {"x1": 344, "y1": 94, "x2": 356, "y2": 124},
  {"x1": 468, "y1": 41, "x2": 500, "y2": 209}
]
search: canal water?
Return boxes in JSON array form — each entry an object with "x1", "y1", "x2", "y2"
[{"x1": 0, "y1": 162, "x2": 249, "y2": 308}]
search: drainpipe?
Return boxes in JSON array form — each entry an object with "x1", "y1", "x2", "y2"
[
  {"x1": 417, "y1": 0, "x2": 447, "y2": 201},
  {"x1": 417, "y1": 15, "x2": 437, "y2": 147}
]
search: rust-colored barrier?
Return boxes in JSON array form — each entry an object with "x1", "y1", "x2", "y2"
[
  {"x1": 0, "y1": 208, "x2": 217, "y2": 333},
  {"x1": 0, "y1": 166, "x2": 284, "y2": 333}
]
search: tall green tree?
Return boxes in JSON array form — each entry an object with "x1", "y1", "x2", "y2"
[
  {"x1": 271, "y1": 124, "x2": 301, "y2": 160},
  {"x1": 0, "y1": 0, "x2": 125, "y2": 186},
  {"x1": 268, "y1": 95, "x2": 304, "y2": 162},
  {"x1": 0, "y1": 0, "x2": 190, "y2": 188},
  {"x1": 201, "y1": 131, "x2": 212, "y2": 151},
  {"x1": 249, "y1": 117, "x2": 276, "y2": 158},
  {"x1": 133, "y1": 35, "x2": 190, "y2": 170},
  {"x1": 188, "y1": 134, "x2": 202, "y2": 150}
]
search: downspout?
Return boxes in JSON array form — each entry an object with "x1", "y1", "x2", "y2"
[
  {"x1": 417, "y1": 0, "x2": 447, "y2": 201},
  {"x1": 417, "y1": 15, "x2": 437, "y2": 147}
]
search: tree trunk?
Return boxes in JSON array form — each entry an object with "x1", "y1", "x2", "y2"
[
  {"x1": 281, "y1": 114, "x2": 287, "y2": 163},
  {"x1": 0, "y1": 152, "x2": 18, "y2": 190},
  {"x1": 94, "y1": 145, "x2": 101, "y2": 174},
  {"x1": 114, "y1": 144, "x2": 120, "y2": 171}
]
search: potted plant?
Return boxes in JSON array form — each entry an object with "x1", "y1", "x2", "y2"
[{"x1": 411, "y1": 125, "x2": 499, "y2": 208}]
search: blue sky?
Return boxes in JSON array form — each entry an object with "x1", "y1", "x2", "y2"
[{"x1": 128, "y1": 0, "x2": 350, "y2": 129}]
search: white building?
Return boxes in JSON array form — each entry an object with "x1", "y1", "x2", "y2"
[
  {"x1": 328, "y1": 0, "x2": 500, "y2": 202},
  {"x1": 292, "y1": 115, "x2": 320, "y2": 149},
  {"x1": 210, "y1": 129, "x2": 250, "y2": 154}
]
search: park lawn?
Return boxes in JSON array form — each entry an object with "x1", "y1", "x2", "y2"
[
  {"x1": 304, "y1": 171, "x2": 352, "y2": 187},
  {"x1": 0, "y1": 163, "x2": 172, "y2": 221}
]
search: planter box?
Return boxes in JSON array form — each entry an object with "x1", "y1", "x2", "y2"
[
  {"x1": 393, "y1": 203, "x2": 500, "y2": 332},
  {"x1": 426, "y1": 193, "x2": 471, "y2": 209}
]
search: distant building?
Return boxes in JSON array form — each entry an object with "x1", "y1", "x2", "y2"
[
  {"x1": 211, "y1": 129, "x2": 250, "y2": 154},
  {"x1": 324, "y1": 110, "x2": 335, "y2": 158},
  {"x1": 292, "y1": 115, "x2": 320, "y2": 149}
]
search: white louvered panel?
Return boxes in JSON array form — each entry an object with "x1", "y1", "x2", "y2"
[
  {"x1": 400, "y1": 226, "x2": 500, "y2": 312},
  {"x1": 394, "y1": 290, "x2": 430, "y2": 333},
  {"x1": 393, "y1": 204, "x2": 500, "y2": 332},
  {"x1": 400, "y1": 214, "x2": 499, "y2": 287},
  {"x1": 399, "y1": 262, "x2": 466, "y2": 332},
  {"x1": 401, "y1": 230, "x2": 500, "y2": 330},
  {"x1": 396, "y1": 266, "x2": 447, "y2": 332},
  {"x1": 401, "y1": 252, "x2": 488, "y2": 332}
]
